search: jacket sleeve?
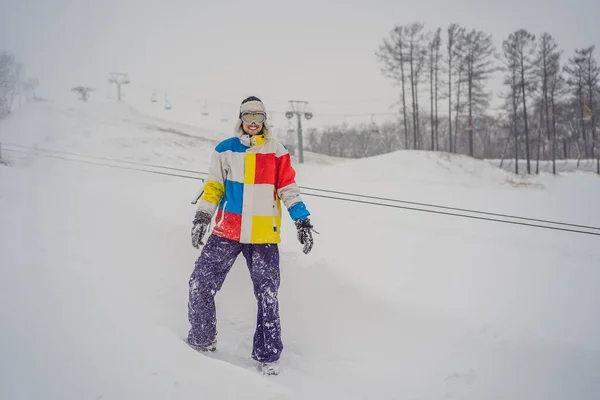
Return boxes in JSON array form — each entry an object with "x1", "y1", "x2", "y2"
[
  {"x1": 196, "y1": 149, "x2": 226, "y2": 217},
  {"x1": 275, "y1": 144, "x2": 310, "y2": 221}
]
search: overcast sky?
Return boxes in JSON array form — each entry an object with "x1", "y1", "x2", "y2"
[{"x1": 1, "y1": 0, "x2": 599, "y2": 123}]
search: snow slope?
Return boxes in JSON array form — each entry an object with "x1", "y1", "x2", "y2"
[
  {"x1": 488, "y1": 158, "x2": 600, "y2": 175},
  {"x1": 1, "y1": 100, "x2": 599, "y2": 400}
]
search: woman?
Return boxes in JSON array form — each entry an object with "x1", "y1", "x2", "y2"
[{"x1": 187, "y1": 96, "x2": 316, "y2": 375}]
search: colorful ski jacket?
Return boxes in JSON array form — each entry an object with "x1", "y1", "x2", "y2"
[{"x1": 196, "y1": 128, "x2": 310, "y2": 244}]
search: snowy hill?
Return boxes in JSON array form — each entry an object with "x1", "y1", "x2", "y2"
[
  {"x1": 0, "y1": 99, "x2": 340, "y2": 169},
  {"x1": 1, "y1": 100, "x2": 599, "y2": 400}
]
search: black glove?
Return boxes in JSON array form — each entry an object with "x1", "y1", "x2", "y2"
[
  {"x1": 191, "y1": 211, "x2": 212, "y2": 249},
  {"x1": 295, "y1": 218, "x2": 316, "y2": 254}
]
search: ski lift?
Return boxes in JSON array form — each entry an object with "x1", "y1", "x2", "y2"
[
  {"x1": 285, "y1": 103, "x2": 295, "y2": 120},
  {"x1": 202, "y1": 101, "x2": 209, "y2": 116},
  {"x1": 164, "y1": 94, "x2": 172, "y2": 110},
  {"x1": 150, "y1": 90, "x2": 157, "y2": 103},
  {"x1": 304, "y1": 103, "x2": 313, "y2": 120}
]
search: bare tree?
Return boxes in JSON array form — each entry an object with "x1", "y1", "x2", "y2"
[
  {"x1": 307, "y1": 128, "x2": 320, "y2": 153},
  {"x1": 405, "y1": 22, "x2": 427, "y2": 149},
  {"x1": 501, "y1": 38, "x2": 522, "y2": 174},
  {"x1": 579, "y1": 46, "x2": 600, "y2": 173},
  {"x1": 548, "y1": 55, "x2": 565, "y2": 174},
  {"x1": 308, "y1": 122, "x2": 403, "y2": 158},
  {"x1": 428, "y1": 33, "x2": 435, "y2": 150},
  {"x1": 376, "y1": 26, "x2": 410, "y2": 148},
  {"x1": 0, "y1": 52, "x2": 22, "y2": 118},
  {"x1": 534, "y1": 34, "x2": 562, "y2": 174},
  {"x1": 452, "y1": 31, "x2": 467, "y2": 153},
  {"x1": 28, "y1": 78, "x2": 39, "y2": 100},
  {"x1": 533, "y1": 97, "x2": 544, "y2": 173},
  {"x1": 504, "y1": 30, "x2": 537, "y2": 173},
  {"x1": 71, "y1": 86, "x2": 95, "y2": 102},
  {"x1": 461, "y1": 29, "x2": 496, "y2": 156},
  {"x1": 478, "y1": 114, "x2": 505, "y2": 158},
  {"x1": 15, "y1": 78, "x2": 40, "y2": 109},
  {"x1": 564, "y1": 49, "x2": 588, "y2": 157},
  {"x1": 20, "y1": 78, "x2": 39, "y2": 103},
  {"x1": 433, "y1": 28, "x2": 443, "y2": 151},
  {"x1": 454, "y1": 57, "x2": 465, "y2": 153},
  {"x1": 446, "y1": 24, "x2": 464, "y2": 153},
  {"x1": 379, "y1": 121, "x2": 401, "y2": 150},
  {"x1": 350, "y1": 123, "x2": 375, "y2": 158},
  {"x1": 428, "y1": 28, "x2": 442, "y2": 150}
]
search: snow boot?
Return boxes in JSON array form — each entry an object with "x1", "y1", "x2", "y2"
[
  {"x1": 186, "y1": 338, "x2": 217, "y2": 352},
  {"x1": 260, "y1": 361, "x2": 280, "y2": 376}
]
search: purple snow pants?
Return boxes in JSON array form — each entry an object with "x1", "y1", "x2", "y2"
[{"x1": 187, "y1": 234, "x2": 283, "y2": 363}]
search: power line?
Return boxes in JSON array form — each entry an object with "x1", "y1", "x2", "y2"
[
  {"x1": 6, "y1": 142, "x2": 597, "y2": 232},
  {"x1": 302, "y1": 192, "x2": 600, "y2": 237},
  {"x1": 270, "y1": 110, "x2": 397, "y2": 117},
  {"x1": 297, "y1": 186, "x2": 600, "y2": 232},
  {"x1": 3, "y1": 143, "x2": 209, "y2": 176},
  {"x1": 124, "y1": 89, "x2": 400, "y2": 117},
  {"x1": 3, "y1": 143, "x2": 600, "y2": 237},
  {"x1": 4, "y1": 148, "x2": 202, "y2": 180},
  {"x1": 4, "y1": 142, "x2": 598, "y2": 231}
]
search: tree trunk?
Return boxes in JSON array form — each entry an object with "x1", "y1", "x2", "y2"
[
  {"x1": 520, "y1": 54, "x2": 531, "y2": 174},
  {"x1": 409, "y1": 41, "x2": 417, "y2": 149},
  {"x1": 448, "y1": 53, "x2": 453, "y2": 153},
  {"x1": 434, "y1": 44, "x2": 440, "y2": 151},
  {"x1": 588, "y1": 72, "x2": 597, "y2": 173},
  {"x1": 551, "y1": 92, "x2": 557, "y2": 174},
  {"x1": 512, "y1": 68, "x2": 519, "y2": 175},
  {"x1": 543, "y1": 54, "x2": 553, "y2": 173},
  {"x1": 536, "y1": 107, "x2": 543, "y2": 174},
  {"x1": 578, "y1": 72, "x2": 587, "y2": 157},
  {"x1": 415, "y1": 75, "x2": 421, "y2": 149},
  {"x1": 454, "y1": 69, "x2": 462, "y2": 153},
  {"x1": 500, "y1": 135, "x2": 510, "y2": 168},
  {"x1": 430, "y1": 46, "x2": 435, "y2": 151},
  {"x1": 399, "y1": 42, "x2": 409, "y2": 149},
  {"x1": 468, "y1": 72, "x2": 474, "y2": 157},
  {"x1": 550, "y1": 76, "x2": 559, "y2": 174}
]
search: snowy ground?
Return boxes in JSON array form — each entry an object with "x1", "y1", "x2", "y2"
[
  {"x1": 1, "y1": 99, "x2": 599, "y2": 400},
  {"x1": 488, "y1": 158, "x2": 600, "y2": 175}
]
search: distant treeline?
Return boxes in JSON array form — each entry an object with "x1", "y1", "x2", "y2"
[{"x1": 303, "y1": 23, "x2": 599, "y2": 175}]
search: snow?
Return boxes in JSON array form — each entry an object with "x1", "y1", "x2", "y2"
[
  {"x1": 488, "y1": 158, "x2": 600, "y2": 175},
  {"x1": 1, "y1": 99, "x2": 599, "y2": 400}
]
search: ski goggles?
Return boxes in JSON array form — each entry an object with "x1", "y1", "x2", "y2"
[{"x1": 241, "y1": 112, "x2": 266, "y2": 124}]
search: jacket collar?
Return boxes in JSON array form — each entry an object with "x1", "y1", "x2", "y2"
[{"x1": 240, "y1": 133, "x2": 267, "y2": 148}]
